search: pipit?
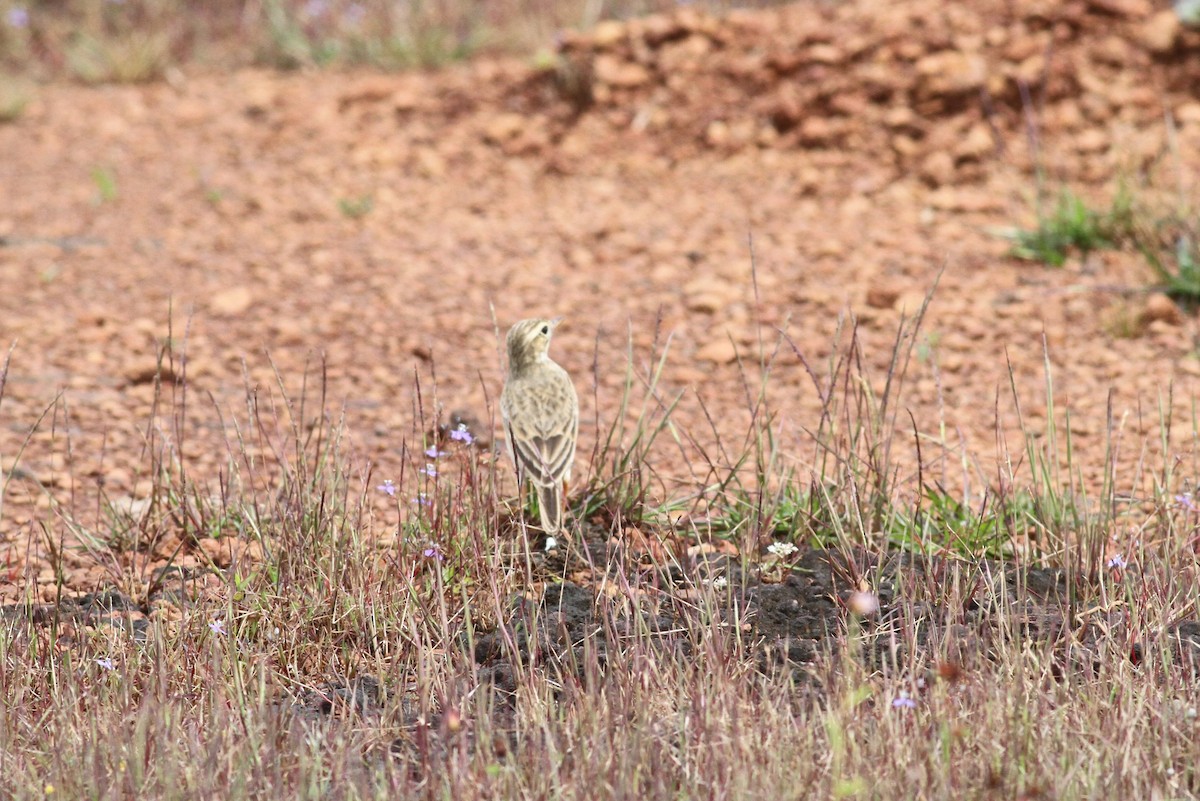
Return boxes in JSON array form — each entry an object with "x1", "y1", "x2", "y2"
[{"x1": 500, "y1": 317, "x2": 579, "y2": 536}]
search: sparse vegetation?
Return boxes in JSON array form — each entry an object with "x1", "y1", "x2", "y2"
[
  {"x1": 337, "y1": 194, "x2": 374, "y2": 219},
  {"x1": 66, "y1": 30, "x2": 172, "y2": 84},
  {"x1": 999, "y1": 188, "x2": 1121, "y2": 267},
  {"x1": 0, "y1": 0, "x2": 778, "y2": 79},
  {"x1": 91, "y1": 165, "x2": 118, "y2": 203},
  {"x1": 1145, "y1": 233, "x2": 1200, "y2": 304},
  {"x1": 0, "y1": 73, "x2": 29, "y2": 121},
  {"x1": 1123, "y1": 197, "x2": 1200, "y2": 305},
  {"x1": 3, "y1": 297, "x2": 1198, "y2": 799}
]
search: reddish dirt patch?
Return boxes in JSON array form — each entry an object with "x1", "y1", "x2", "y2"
[{"x1": 2, "y1": 0, "x2": 1200, "y2": 597}]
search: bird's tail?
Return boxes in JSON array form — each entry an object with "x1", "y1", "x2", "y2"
[{"x1": 535, "y1": 481, "x2": 563, "y2": 535}]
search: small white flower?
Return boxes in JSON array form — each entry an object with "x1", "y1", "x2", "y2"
[
  {"x1": 1106, "y1": 554, "x2": 1127, "y2": 569},
  {"x1": 208, "y1": 619, "x2": 226, "y2": 636},
  {"x1": 95, "y1": 657, "x2": 115, "y2": 671},
  {"x1": 766, "y1": 541, "x2": 798, "y2": 559},
  {"x1": 708, "y1": 575, "x2": 729, "y2": 590},
  {"x1": 544, "y1": 536, "x2": 558, "y2": 551}
]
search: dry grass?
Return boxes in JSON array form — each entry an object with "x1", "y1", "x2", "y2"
[
  {"x1": 2, "y1": 299, "x2": 1199, "y2": 800},
  {"x1": 0, "y1": 0, "x2": 778, "y2": 79}
]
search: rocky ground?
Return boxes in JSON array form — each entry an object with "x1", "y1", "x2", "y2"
[{"x1": 2, "y1": 0, "x2": 1200, "y2": 605}]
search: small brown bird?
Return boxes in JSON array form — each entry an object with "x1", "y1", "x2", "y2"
[{"x1": 500, "y1": 317, "x2": 579, "y2": 536}]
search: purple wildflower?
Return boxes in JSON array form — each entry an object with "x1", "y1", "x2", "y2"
[
  {"x1": 420, "y1": 463, "x2": 438, "y2": 478},
  {"x1": 449, "y1": 424, "x2": 474, "y2": 445},
  {"x1": 423, "y1": 545, "x2": 444, "y2": 562},
  {"x1": 892, "y1": 692, "x2": 917, "y2": 710},
  {"x1": 412, "y1": 494, "x2": 431, "y2": 506},
  {"x1": 208, "y1": 619, "x2": 226, "y2": 636},
  {"x1": 96, "y1": 657, "x2": 115, "y2": 671},
  {"x1": 377, "y1": 479, "x2": 397, "y2": 497},
  {"x1": 1176, "y1": 493, "x2": 1197, "y2": 512},
  {"x1": 6, "y1": 6, "x2": 29, "y2": 28},
  {"x1": 1107, "y1": 554, "x2": 1127, "y2": 570},
  {"x1": 425, "y1": 446, "x2": 445, "y2": 459}
]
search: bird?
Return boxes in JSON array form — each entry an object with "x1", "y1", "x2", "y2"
[{"x1": 500, "y1": 317, "x2": 579, "y2": 537}]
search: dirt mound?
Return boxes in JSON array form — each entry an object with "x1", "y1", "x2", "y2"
[
  {"x1": 507, "y1": 2, "x2": 1194, "y2": 174},
  {"x1": 325, "y1": 0, "x2": 1200, "y2": 185}
]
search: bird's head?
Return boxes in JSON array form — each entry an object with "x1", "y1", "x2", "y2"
[{"x1": 506, "y1": 317, "x2": 562, "y2": 372}]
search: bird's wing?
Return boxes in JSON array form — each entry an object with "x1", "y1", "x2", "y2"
[
  {"x1": 509, "y1": 418, "x2": 575, "y2": 488},
  {"x1": 506, "y1": 377, "x2": 577, "y2": 488}
]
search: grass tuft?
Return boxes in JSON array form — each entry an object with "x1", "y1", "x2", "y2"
[{"x1": 998, "y1": 188, "x2": 1121, "y2": 267}]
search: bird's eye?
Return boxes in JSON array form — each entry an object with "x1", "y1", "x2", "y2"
[{"x1": 541, "y1": 325, "x2": 549, "y2": 335}]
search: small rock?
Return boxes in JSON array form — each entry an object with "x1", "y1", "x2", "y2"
[
  {"x1": 955, "y1": 124, "x2": 995, "y2": 161},
  {"x1": 695, "y1": 338, "x2": 738, "y2": 364},
  {"x1": 767, "y1": 85, "x2": 805, "y2": 129},
  {"x1": 705, "y1": 120, "x2": 730, "y2": 147},
  {"x1": 483, "y1": 113, "x2": 525, "y2": 144},
  {"x1": 1075, "y1": 129, "x2": 1109, "y2": 153},
  {"x1": 883, "y1": 106, "x2": 918, "y2": 130},
  {"x1": 197, "y1": 537, "x2": 231, "y2": 568},
  {"x1": 814, "y1": 239, "x2": 845, "y2": 258},
  {"x1": 895, "y1": 290, "x2": 929, "y2": 315},
  {"x1": 673, "y1": 366, "x2": 709, "y2": 385},
  {"x1": 1139, "y1": 10, "x2": 1181, "y2": 53},
  {"x1": 1092, "y1": 35, "x2": 1135, "y2": 66},
  {"x1": 892, "y1": 134, "x2": 920, "y2": 157},
  {"x1": 1013, "y1": 53, "x2": 1046, "y2": 85},
  {"x1": 920, "y1": 151, "x2": 956, "y2": 186},
  {"x1": 916, "y1": 51, "x2": 988, "y2": 96},
  {"x1": 240, "y1": 77, "x2": 277, "y2": 116},
  {"x1": 338, "y1": 77, "x2": 395, "y2": 109},
  {"x1": 123, "y1": 360, "x2": 176, "y2": 386},
  {"x1": 808, "y1": 44, "x2": 844, "y2": 64},
  {"x1": 926, "y1": 187, "x2": 1003, "y2": 212},
  {"x1": 1142, "y1": 293, "x2": 1182, "y2": 325},
  {"x1": 639, "y1": 13, "x2": 683, "y2": 45},
  {"x1": 414, "y1": 147, "x2": 446, "y2": 178},
  {"x1": 1176, "y1": 102, "x2": 1200, "y2": 125},
  {"x1": 686, "y1": 293, "x2": 726, "y2": 314},
  {"x1": 1088, "y1": 0, "x2": 1152, "y2": 16},
  {"x1": 273, "y1": 319, "x2": 306, "y2": 345},
  {"x1": 798, "y1": 116, "x2": 837, "y2": 145},
  {"x1": 684, "y1": 277, "x2": 736, "y2": 313},
  {"x1": 210, "y1": 286, "x2": 254, "y2": 316},
  {"x1": 594, "y1": 54, "x2": 651, "y2": 87},
  {"x1": 866, "y1": 284, "x2": 901, "y2": 309},
  {"x1": 591, "y1": 20, "x2": 627, "y2": 48},
  {"x1": 658, "y1": 35, "x2": 712, "y2": 72}
]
